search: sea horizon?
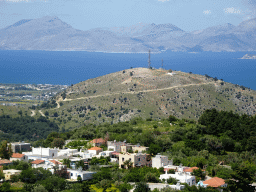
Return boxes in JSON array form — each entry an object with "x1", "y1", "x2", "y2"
[{"x1": 0, "y1": 50, "x2": 256, "y2": 90}]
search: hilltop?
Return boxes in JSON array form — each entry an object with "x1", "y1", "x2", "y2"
[{"x1": 37, "y1": 68, "x2": 256, "y2": 129}]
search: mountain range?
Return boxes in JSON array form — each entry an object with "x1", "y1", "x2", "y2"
[{"x1": 0, "y1": 16, "x2": 256, "y2": 52}]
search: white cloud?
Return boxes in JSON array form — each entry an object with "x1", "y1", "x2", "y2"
[
  {"x1": 158, "y1": 0, "x2": 169, "y2": 2},
  {"x1": 224, "y1": 7, "x2": 241, "y2": 14},
  {"x1": 203, "y1": 10, "x2": 211, "y2": 15}
]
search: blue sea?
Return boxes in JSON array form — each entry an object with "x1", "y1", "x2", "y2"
[{"x1": 0, "y1": 50, "x2": 256, "y2": 90}]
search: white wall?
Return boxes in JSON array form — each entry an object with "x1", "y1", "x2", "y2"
[{"x1": 32, "y1": 147, "x2": 58, "y2": 157}]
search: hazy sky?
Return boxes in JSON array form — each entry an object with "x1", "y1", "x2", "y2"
[{"x1": 0, "y1": 0, "x2": 256, "y2": 31}]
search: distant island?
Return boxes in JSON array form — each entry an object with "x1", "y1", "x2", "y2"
[
  {"x1": 240, "y1": 54, "x2": 256, "y2": 59},
  {"x1": 0, "y1": 16, "x2": 256, "y2": 52}
]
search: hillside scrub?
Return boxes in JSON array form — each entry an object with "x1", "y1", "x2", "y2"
[
  {"x1": 0, "y1": 115, "x2": 59, "y2": 142},
  {"x1": 37, "y1": 68, "x2": 256, "y2": 129}
]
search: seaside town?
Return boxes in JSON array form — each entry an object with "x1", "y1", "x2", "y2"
[{"x1": 0, "y1": 83, "x2": 68, "y2": 105}]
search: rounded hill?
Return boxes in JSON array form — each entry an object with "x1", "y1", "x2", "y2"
[{"x1": 40, "y1": 68, "x2": 256, "y2": 129}]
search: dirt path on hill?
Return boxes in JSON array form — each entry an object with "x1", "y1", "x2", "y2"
[
  {"x1": 63, "y1": 82, "x2": 215, "y2": 102},
  {"x1": 31, "y1": 110, "x2": 35, "y2": 117},
  {"x1": 39, "y1": 110, "x2": 45, "y2": 117}
]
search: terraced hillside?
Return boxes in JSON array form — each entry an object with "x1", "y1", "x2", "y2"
[{"x1": 39, "y1": 68, "x2": 256, "y2": 130}]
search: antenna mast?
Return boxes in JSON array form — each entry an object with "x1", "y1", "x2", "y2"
[{"x1": 148, "y1": 49, "x2": 151, "y2": 69}]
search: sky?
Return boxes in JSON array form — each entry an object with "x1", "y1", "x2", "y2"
[{"x1": 0, "y1": 0, "x2": 256, "y2": 32}]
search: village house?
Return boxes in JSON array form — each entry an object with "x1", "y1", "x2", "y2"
[
  {"x1": 119, "y1": 153, "x2": 149, "y2": 168},
  {"x1": 152, "y1": 154, "x2": 169, "y2": 169},
  {"x1": 160, "y1": 166, "x2": 196, "y2": 186},
  {"x1": 201, "y1": 177, "x2": 227, "y2": 191},
  {"x1": 183, "y1": 167, "x2": 202, "y2": 175},
  {"x1": 10, "y1": 153, "x2": 28, "y2": 162},
  {"x1": 31, "y1": 159, "x2": 45, "y2": 168},
  {"x1": 0, "y1": 159, "x2": 13, "y2": 166},
  {"x1": 107, "y1": 141, "x2": 128, "y2": 152},
  {"x1": 10, "y1": 142, "x2": 31, "y2": 153},
  {"x1": 88, "y1": 147, "x2": 103, "y2": 155},
  {"x1": 23, "y1": 147, "x2": 58, "y2": 160},
  {"x1": 132, "y1": 146, "x2": 149, "y2": 153},
  {"x1": 3, "y1": 169, "x2": 22, "y2": 181},
  {"x1": 68, "y1": 169, "x2": 96, "y2": 181},
  {"x1": 90, "y1": 138, "x2": 105, "y2": 147}
]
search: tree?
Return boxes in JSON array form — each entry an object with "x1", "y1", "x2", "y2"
[
  {"x1": 18, "y1": 110, "x2": 23, "y2": 116},
  {"x1": 39, "y1": 175, "x2": 67, "y2": 192},
  {"x1": 0, "y1": 182, "x2": 11, "y2": 192},
  {"x1": 149, "y1": 143, "x2": 162, "y2": 155},
  {"x1": 134, "y1": 182, "x2": 150, "y2": 192},
  {"x1": 51, "y1": 138, "x2": 65, "y2": 149},
  {"x1": 227, "y1": 166, "x2": 255, "y2": 192},
  {"x1": 168, "y1": 115, "x2": 177, "y2": 123},
  {"x1": 119, "y1": 182, "x2": 133, "y2": 192},
  {"x1": 0, "y1": 140, "x2": 13, "y2": 160},
  {"x1": 192, "y1": 168, "x2": 206, "y2": 182},
  {"x1": 62, "y1": 158, "x2": 71, "y2": 168},
  {"x1": 54, "y1": 166, "x2": 69, "y2": 179},
  {"x1": 123, "y1": 160, "x2": 133, "y2": 169}
]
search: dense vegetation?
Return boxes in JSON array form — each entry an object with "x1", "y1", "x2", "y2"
[
  {"x1": 0, "y1": 115, "x2": 60, "y2": 141},
  {"x1": 1, "y1": 108, "x2": 256, "y2": 191}
]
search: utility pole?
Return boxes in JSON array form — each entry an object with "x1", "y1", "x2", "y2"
[{"x1": 148, "y1": 49, "x2": 151, "y2": 69}]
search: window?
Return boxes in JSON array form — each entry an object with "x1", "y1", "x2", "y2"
[
  {"x1": 52, "y1": 153, "x2": 54, "y2": 157},
  {"x1": 122, "y1": 158, "x2": 124, "y2": 162},
  {"x1": 138, "y1": 158, "x2": 140, "y2": 161},
  {"x1": 71, "y1": 173, "x2": 73, "y2": 176},
  {"x1": 129, "y1": 158, "x2": 131, "y2": 161}
]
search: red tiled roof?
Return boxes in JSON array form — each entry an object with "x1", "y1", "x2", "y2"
[
  {"x1": 31, "y1": 160, "x2": 45, "y2": 165},
  {"x1": 184, "y1": 167, "x2": 199, "y2": 172},
  {"x1": 49, "y1": 160, "x2": 62, "y2": 165},
  {"x1": 11, "y1": 153, "x2": 25, "y2": 158},
  {"x1": 111, "y1": 152, "x2": 120, "y2": 156},
  {"x1": 90, "y1": 138, "x2": 105, "y2": 143},
  {"x1": 164, "y1": 168, "x2": 176, "y2": 172},
  {"x1": 203, "y1": 177, "x2": 226, "y2": 188},
  {"x1": 88, "y1": 147, "x2": 103, "y2": 151},
  {"x1": 0, "y1": 160, "x2": 11, "y2": 165}
]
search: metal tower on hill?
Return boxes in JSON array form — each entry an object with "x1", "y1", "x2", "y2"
[{"x1": 148, "y1": 49, "x2": 151, "y2": 69}]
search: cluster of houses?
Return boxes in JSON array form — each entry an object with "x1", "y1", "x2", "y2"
[{"x1": 0, "y1": 140, "x2": 227, "y2": 191}]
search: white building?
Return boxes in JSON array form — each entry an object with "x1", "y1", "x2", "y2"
[
  {"x1": 160, "y1": 166, "x2": 196, "y2": 186},
  {"x1": 68, "y1": 169, "x2": 96, "y2": 181},
  {"x1": 152, "y1": 155, "x2": 169, "y2": 169},
  {"x1": 88, "y1": 147, "x2": 103, "y2": 155},
  {"x1": 23, "y1": 147, "x2": 58, "y2": 160}
]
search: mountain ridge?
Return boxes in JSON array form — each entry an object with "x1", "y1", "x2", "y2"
[{"x1": 1, "y1": 16, "x2": 256, "y2": 52}]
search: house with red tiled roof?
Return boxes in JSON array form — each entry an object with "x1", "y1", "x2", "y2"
[
  {"x1": 0, "y1": 159, "x2": 12, "y2": 166},
  {"x1": 49, "y1": 160, "x2": 62, "y2": 165},
  {"x1": 31, "y1": 159, "x2": 45, "y2": 168},
  {"x1": 202, "y1": 177, "x2": 227, "y2": 190},
  {"x1": 90, "y1": 138, "x2": 105, "y2": 147},
  {"x1": 10, "y1": 153, "x2": 28, "y2": 162},
  {"x1": 88, "y1": 147, "x2": 103, "y2": 155}
]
